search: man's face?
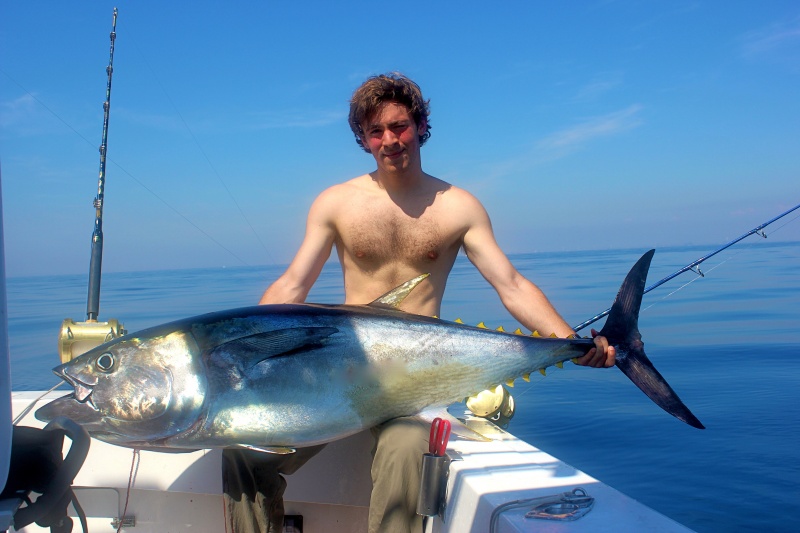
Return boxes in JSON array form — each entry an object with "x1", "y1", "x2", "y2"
[{"x1": 361, "y1": 102, "x2": 427, "y2": 173}]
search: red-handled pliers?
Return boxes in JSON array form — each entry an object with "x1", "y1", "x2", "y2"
[{"x1": 429, "y1": 417, "x2": 451, "y2": 457}]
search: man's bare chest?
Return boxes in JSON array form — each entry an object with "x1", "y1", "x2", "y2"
[{"x1": 338, "y1": 210, "x2": 457, "y2": 267}]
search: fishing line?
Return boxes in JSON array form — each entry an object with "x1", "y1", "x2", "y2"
[
  {"x1": 573, "y1": 201, "x2": 800, "y2": 332},
  {"x1": 640, "y1": 255, "x2": 729, "y2": 314},
  {"x1": 640, "y1": 208, "x2": 800, "y2": 314},
  {"x1": 457, "y1": 211, "x2": 800, "y2": 426},
  {"x1": 126, "y1": 30, "x2": 276, "y2": 265},
  {"x1": 108, "y1": 161, "x2": 252, "y2": 266},
  {"x1": 767, "y1": 209, "x2": 800, "y2": 235},
  {"x1": 11, "y1": 381, "x2": 67, "y2": 426},
  {"x1": 0, "y1": 68, "x2": 252, "y2": 268},
  {"x1": 1, "y1": 67, "x2": 102, "y2": 148},
  {"x1": 514, "y1": 215, "x2": 799, "y2": 412}
]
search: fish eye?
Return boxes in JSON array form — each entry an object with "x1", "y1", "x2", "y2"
[{"x1": 96, "y1": 353, "x2": 115, "y2": 372}]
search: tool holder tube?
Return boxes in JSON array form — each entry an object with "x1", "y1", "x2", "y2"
[{"x1": 416, "y1": 453, "x2": 450, "y2": 517}]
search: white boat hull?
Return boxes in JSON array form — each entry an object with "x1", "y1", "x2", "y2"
[{"x1": 9, "y1": 392, "x2": 694, "y2": 533}]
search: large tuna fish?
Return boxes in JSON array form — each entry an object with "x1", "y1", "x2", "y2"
[{"x1": 36, "y1": 250, "x2": 703, "y2": 453}]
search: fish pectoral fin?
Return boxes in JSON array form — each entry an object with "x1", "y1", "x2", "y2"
[
  {"x1": 235, "y1": 444, "x2": 296, "y2": 455},
  {"x1": 367, "y1": 274, "x2": 430, "y2": 310},
  {"x1": 217, "y1": 327, "x2": 338, "y2": 364}
]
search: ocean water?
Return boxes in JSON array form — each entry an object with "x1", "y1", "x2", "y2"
[{"x1": 7, "y1": 242, "x2": 800, "y2": 533}]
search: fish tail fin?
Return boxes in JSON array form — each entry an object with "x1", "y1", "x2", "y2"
[{"x1": 599, "y1": 250, "x2": 705, "y2": 429}]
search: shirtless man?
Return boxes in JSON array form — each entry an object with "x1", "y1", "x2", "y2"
[
  {"x1": 231, "y1": 73, "x2": 614, "y2": 533},
  {"x1": 260, "y1": 74, "x2": 613, "y2": 344}
]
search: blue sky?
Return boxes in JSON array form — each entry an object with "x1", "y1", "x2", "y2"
[{"x1": 1, "y1": 1, "x2": 798, "y2": 277}]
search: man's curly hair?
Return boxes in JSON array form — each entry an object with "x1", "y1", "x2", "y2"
[{"x1": 348, "y1": 73, "x2": 431, "y2": 153}]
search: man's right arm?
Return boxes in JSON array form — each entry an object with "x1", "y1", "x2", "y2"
[
  {"x1": 259, "y1": 190, "x2": 337, "y2": 305},
  {"x1": 457, "y1": 189, "x2": 615, "y2": 368}
]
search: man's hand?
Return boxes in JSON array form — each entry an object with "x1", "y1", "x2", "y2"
[{"x1": 574, "y1": 328, "x2": 616, "y2": 368}]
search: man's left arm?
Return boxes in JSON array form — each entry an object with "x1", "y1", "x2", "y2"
[{"x1": 460, "y1": 196, "x2": 614, "y2": 368}]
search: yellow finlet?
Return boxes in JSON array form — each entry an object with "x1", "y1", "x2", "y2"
[
  {"x1": 522, "y1": 373, "x2": 530, "y2": 382},
  {"x1": 532, "y1": 330, "x2": 541, "y2": 337},
  {"x1": 549, "y1": 332, "x2": 558, "y2": 338},
  {"x1": 455, "y1": 318, "x2": 464, "y2": 324},
  {"x1": 556, "y1": 361, "x2": 564, "y2": 369},
  {"x1": 496, "y1": 326, "x2": 505, "y2": 332},
  {"x1": 514, "y1": 328, "x2": 523, "y2": 335},
  {"x1": 477, "y1": 322, "x2": 487, "y2": 329},
  {"x1": 571, "y1": 357, "x2": 580, "y2": 364},
  {"x1": 506, "y1": 379, "x2": 515, "y2": 387},
  {"x1": 432, "y1": 315, "x2": 438, "y2": 319},
  {"x1": 539, "y1": 368, "x2": 547, "y2": 376}
]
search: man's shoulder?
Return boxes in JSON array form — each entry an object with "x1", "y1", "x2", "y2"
[
  {"x1": 432, "y1": 183, "x2": 489, "y2": 228},
  {"x1": 310, "y1": 175, "x2": 374, "y2": 215},
  {"x1": 316, "y1": 175, "x2": 370, "y2": 197},
  {"x1": 436, "y1": 181, "x2": 482, "y2": 206},
  {"x1": 326, "y1": 174, "x2": 375, "y2": 193}
]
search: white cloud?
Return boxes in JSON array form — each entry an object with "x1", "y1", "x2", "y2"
[
  {"x1": 251, "y1": 109, "x2": 347, "y2": 129},
  {"x1": 537, "y1": 104, "x2": 644, "y2": 155},
  {"x1": 0, "y1": 93, "x2": 55, "y2": 136},
  {"x1": 573, "y1": 74, "x2": 624, "y2": 101},
  {"x1": 0, "y1": 93, "x2": 35, "y2": 121},
  {"x1": 460, "y1": 105, "x2": 644, "y2": 189},
  {"x1": 741, "y1": 15, "x2": 800, "y2": 58}
]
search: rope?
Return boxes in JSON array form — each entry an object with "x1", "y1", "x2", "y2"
[{"x1": 117, "y1": 448, "x2": 141, "y2": 533}]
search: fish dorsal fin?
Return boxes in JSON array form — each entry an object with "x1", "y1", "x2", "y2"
[
  {"x1": 235, "y1": 444, "x2": 296, "y2": 455},
  {"x1": 367, "y1": 273, "x2": 430, "y2": 310},
  {"x1": 213, "y1": 327, "x2": 338, "y2": 367}
]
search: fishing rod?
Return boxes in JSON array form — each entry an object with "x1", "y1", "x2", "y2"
[
  {"x1": 572, "y1": 201, "x2": 800, "y2": 333},
  {"x1": 86, "y1": 7, "x2": 117, "y2": 322},
  {"x1": 58, "y1": 8, "x2": 125, "y2": 364}
]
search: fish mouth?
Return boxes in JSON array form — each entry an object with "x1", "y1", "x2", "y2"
[
  {"x1": 35, "y1": 393, "x2": 104, "y2": 426},
  {"x1": 55, "y1": 365, "x2": 97, "y2": 406}
]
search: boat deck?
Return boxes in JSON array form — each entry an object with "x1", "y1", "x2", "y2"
[{"x1": 10, "y1": 392, "x2": 693, "y2": 532}]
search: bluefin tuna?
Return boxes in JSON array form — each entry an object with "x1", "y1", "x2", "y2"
[{"x1": 36, "y1": 250, "x2": 704, "y2": 453}]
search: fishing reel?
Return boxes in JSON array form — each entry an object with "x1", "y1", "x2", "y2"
[
  {"x1": 58, "y1": 318, "x2": 126, "y2": 363},
  {"x1": 466, "y1": 385, "x2": 515, "y2": 427}
]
